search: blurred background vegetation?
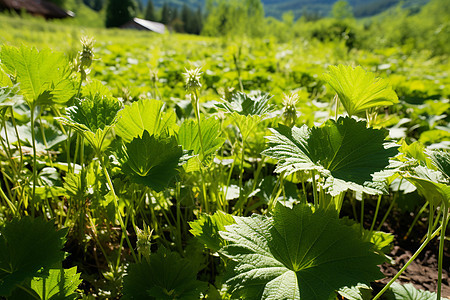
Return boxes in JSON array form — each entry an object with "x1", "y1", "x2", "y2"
[{"x1": 0, "y1": 0, "x2": 449, "y2": 56}]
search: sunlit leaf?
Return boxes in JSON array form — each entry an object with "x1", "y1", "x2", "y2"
[
  {"x1": 216, "y1": 91, "x2": 273, "y2": 116},
  {"x1": 0, "y1": 46, "x2": 75, "y2": 106},
  {"x1": 115, "y1": 99, "x2": 177, "y2": 143},
  {"x1": 59, "y1": 94, "x2": 122, "y2": 151},
  {"x1": 383, "y1": 282, "x2": 447, "y2": 300},
  {"x1": 189, "y1": 211, "x2": 235, "y2": 252},
  {"x1": 338, "y1": 283, "x2": 372, "y2": 300},
  {"x1": 178, "y1": 116, "x2": 225, "y2": 170},
  {"x1": 323, "y1": 65, "x2": 398, "y2": 116},
  {"x1": 262, "y1": 117, "x2": 398, "y2": 196},
  {"x1": 119, "y1": 130, "x2": 185, "y2": 192},
  {"x1": 122, "y1": 247, "x2": 207, "y2": 300},
  {"x1": 30, "y1": 267, "x2": 82, "y2": 300},
  {"x1": 220, "y1": 203, "x2": 383, "y2": 300},
  {"x1": 0, "y1": 217, "x2": 67, "y2": 297}
]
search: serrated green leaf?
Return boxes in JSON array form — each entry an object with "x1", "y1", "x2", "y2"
[
  {"x1": 0, "y1": 66, "x2": 12, "y2": 87},
  {"x1": 0, "y1": 46, "x2": 75, "y2": 107},
  {"x1": 122, "y1": 247, "x2": 207, "y2": 300},
  {"x1": 216, "y1": 91, "x2": 272, "y2": 116},
  {"x1": 338, "y1": 283, "x2": 372, "y2": 300},
  {"x1": 383, "y1": 282, "x2": 447, "y2": 300},
  {"x1": 0, "y1": 217, "x2": 67, "y2": 297},
  {"x1": 30, "y1": 267, "x2": 82, "y2": 300},
  {"x1": 262, "y1": 117, "x2": 398, "y2": 196},
  {"x1": 189, "y1": 211, "x2": 235, "y2": 252},
  {"x1": 178, "y1": 116, "x2": 225, "y2": 170},
  {"x1": 0, "y1": 85, "x2": 21, "y2": 110},
  {"x1": 115, "y1": 99, "x2": 177, "y2": 143},
  {"x1": 220, "y1": 203, "x2": 383, "y2": 300},
  {"x1": 428, "y1": 150, "x2": 450, "y2": 180},
  {"x1": 60, "y1": 94, "x2": 122, "y2": 151},
  {"x1": 120, "y1": 130, "x2": 184, "y2": 192},
  {"x1": 404, "y1": 166, "x2": 450, "y2": 206},
  {"x1": 323, "y1": 65, "x2": 398, "y2": 116}
]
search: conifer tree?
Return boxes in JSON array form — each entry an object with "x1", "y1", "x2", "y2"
[
  {"x1": 145, "y1": 0, "x2": 156, "y2": 21},
  {"x1": 105, "y1": 0, "x2": 135, "y2": 28}
]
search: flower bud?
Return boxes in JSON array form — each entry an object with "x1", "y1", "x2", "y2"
[{"x1": 79, "y1": 36, "x2": 95, "y2": 70}]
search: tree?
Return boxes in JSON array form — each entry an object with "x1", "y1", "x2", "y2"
[
  {"x1": 331, "y1": 0, "x2": 354, "y2": 20},
  {"x1": 105, "y1": 0, "x2": 135, "y2": 28},
  {"x1": 160, "y1": 2, "x2": 170, "y2": 24},
  {"x1": 181, "y1": 4, "x2": 191, "y2": 33},
  {"x1": 145, "y1": 0, "x2": 156, "y2": 21}
]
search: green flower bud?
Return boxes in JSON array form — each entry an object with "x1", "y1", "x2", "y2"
[
  {"x1": 282, "y1": 92, "x2": 299, "y2": 127},
  {"x1": 79, "y1": 36, "x2": 95, "y2": 70}
]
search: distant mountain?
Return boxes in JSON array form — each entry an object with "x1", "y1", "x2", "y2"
[{"x1": 140, "y1": 0, "x2": 428, "y2": 19}]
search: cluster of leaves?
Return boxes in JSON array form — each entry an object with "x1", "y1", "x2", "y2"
[{"x1": 0, "y1": 35, "x2": 448, "y2": 300}]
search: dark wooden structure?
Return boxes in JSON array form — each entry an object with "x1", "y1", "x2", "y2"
[{"x1": 0, "y1": 0, "x2": 74, "y2": 19}]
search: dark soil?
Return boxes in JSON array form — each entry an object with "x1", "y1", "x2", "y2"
[{"x1": 357, "y1": 196, "x2": 450, "y2": 299}]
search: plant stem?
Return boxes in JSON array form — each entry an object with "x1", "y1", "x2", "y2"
[
  {"x1": 100, "y1": 155, "x2": 138, "y2": 263},
  {"x1": 404, "y1": 202, "x2": 428, "y2": 240},
  {"x1": 369, "y1": 195, "x2": 382, "y2": 233},
  {"x1": 372, "y1": 226, "x2": 442, "y2": 300},
  {"x1": 30, "y1": 106, "x2": 37, "y2": 217},
  {"x1": 377, "y1": 195, "x2": 397, "y2": 231},
  {"x1": 312, "y1": 171, "x2": 318, "y2": 208},
  {"x1": 437, "y1": 203, "x2": 448, "y2": 299}
]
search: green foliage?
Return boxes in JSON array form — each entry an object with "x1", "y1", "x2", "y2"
[
  {"x1": 122, "y1": 247, "x2": 207, "y2": 299},
  {"x1": 0, "y1": 46, "x2": 75, "y2": 107},
  {"x1": 331, "y1": 0, "x2": 354, "y2": 20},
  {"x1": 28, "y1": 267, "x2": 82, "y2": 300},
  {"x1": 115, "y1": 99, "x2": 177, "y2": 143},
  {"x1": 61, "y1": 93, "x2": 122, "y2": 152},
  {"x1": 216, "y1": 91, "x2": 272, "y2": 116},
  {"x1": 262, "y1": 117, "x2": 398, "y2": 196},
  {"x1": 383, "y1": 282, "x2": 447, "y2": 300},
  {"x1": 0, "y1": 217, "x2": 68, "y2": 297},
  {"x1": 119, "y1": 130, "x2": 185, "y2": 192},
  {"x1": 189, "y1": 211, "x2": 235, "y2": 252},
  {"x1": 178, "y1": 116, "x2": 225, "y2": 169},
  {"x1": 323, "y1": 65, "x2": 398, "y2": 116},
  {"x1": 220, "y1": 203, "x2": 383, "y2": 299}
]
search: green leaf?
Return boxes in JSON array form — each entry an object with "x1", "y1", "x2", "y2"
[
  {"x1": 338, "y1": 283, "x2": 372, "y2": 300},
  {"x1": 178, "y1": 116, "x2": 225, "y2": 170},
  {"x1": 323, "y1": 65, "x2": 398, "y2": 116},
  {"x1": 428, "y1": 150, "x2": 450, "y2": 180},
  {"x1": 0, "y1": 46, "x2": 75, "y2": 106},
  {"x1": 0, "y1": 66, "x2": 12, "y2": 87},
  {"x1": 120, "y1": 130, "x2": 184, "y2": 192},
  {"x1": 404, "y1": 166, "x2": 450, "y2": 207},
  {"x1": 262, "y1": 117, "x2": 398, "y2": 196},
  {"x1": 216, "y1": 91, "x2": 273, "y2": 116},
  {"x1": 220, "y1": 203, "x2": 383, "y2": 300},
  {"x1": 189, "y1": 211, "x2": 235, "y2": 252},
  {"x1": 383, "y1": 282, "x2": 447, "y2": 300},
  {"x1": 115, "y1": 99, "x2": 177, "y2": 143},
  {"x1": 0, "y1": 217, "x2": 67, "y2": 297},
  {"x1": 0, "y1": 85, "x2": 21, "y2": 110},
  {"x1": 122, "y1": 247, "x2": 207, "y2": 300},
  {"x1": 30, "y1": 267, "x2": 82, "y2": 300},
  {"x1": 60, "y1": 94, "x2": 122, "y2": 151}
]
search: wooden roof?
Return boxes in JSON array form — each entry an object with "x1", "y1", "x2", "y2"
[{"x1": 0, "y1": 0, "x2": 74, "y2": 19}]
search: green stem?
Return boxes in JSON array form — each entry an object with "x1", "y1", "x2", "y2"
[
  {"x1": 372, "y1": 226, "x2": 442, "y2": 300},
  {"x1": 377, "y1": 195, "x2": 397, "y2": 231},
  {"x1": 437, "y1": 203, "x2": 448, "y2": 299},
  {"x1": 369, "y1": 195, "x2": 382, "y2": 233},
  {"x1": 312, "y1": 171, "x2": 318, "y2": 208},
  {"x1": 405, "y1": 202, "x2": 429, "y2": 240},
  {"x1": 100, "y1": 155, "x2": 138, "y2": 263},
  {"x1": 30, "y1": 106, "x2": 37, "y2": 217}
]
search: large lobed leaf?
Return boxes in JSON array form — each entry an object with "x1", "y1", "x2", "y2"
[
  {"x1": 0, "y1": 217, "x2": 68, "y2": 297},
  {"x1": 323, "y1": 65, "x2": 398, "y2": 116},
  {"x1": 262, "y1": 117, "x2": 398, "y2": 195},
  {"x1": 383, "y1": 282, "x2": 448, "y2": 300},
  {"x1": 216, "y1": 91, "x2": 273, "y2": 116},
  {"x1": 220, "y1": 203, "x2": 383, "y2": 300},
  {"x1": 122, "y1": 247, "x2": 207, "y2": 299},
  {"x1": 178, "y1": 116, "x2": 225, "y2": 170},
  {"x1": 119, "y1": 130, "x2": 185, "y2": 192},
  {"x1": 189, "y1": 211, "x2": 235, "y2": 252},
  {"x1": 0, "y1": 45, "x2": 75, "y2": 106},
  {"x1": 29, "y1": 267, "x2": 82, "y2": 300},
  {"x1": 115, "y1": 99, "x2": 177, "y2": 143}
]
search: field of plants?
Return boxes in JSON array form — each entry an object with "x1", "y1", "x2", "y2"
[{"x1": 0, "y1": 11, "x2": 449, "y2": 300}]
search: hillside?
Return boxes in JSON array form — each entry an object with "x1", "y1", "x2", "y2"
[{"x1": 143, "y1": 0, "x2": 428, "y2": 19}]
